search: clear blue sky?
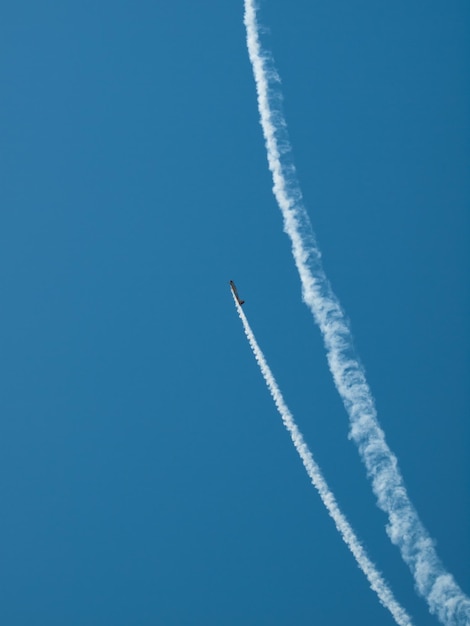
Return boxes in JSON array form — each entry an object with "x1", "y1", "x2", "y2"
[{"x1": 0, "y1": 1, "x2": 468, "y2": 624}]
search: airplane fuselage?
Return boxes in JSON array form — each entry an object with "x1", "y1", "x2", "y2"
[{"x1": 229, "y1": 280, "x2": 245, "y2": 306}]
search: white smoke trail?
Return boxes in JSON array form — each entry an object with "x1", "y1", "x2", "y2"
[
  {"x1": 243, "y1": 2, "x2": 470, "y2": 625},
  {"x1": 232, "y1": 294, "x2": 413, "y2": 626}
]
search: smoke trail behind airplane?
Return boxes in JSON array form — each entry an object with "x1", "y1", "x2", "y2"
[
  {"x1": 243, "y1": 2, "x2": 470, "y2": 624},
  {"x1": 231, "y1": 292, "x2": 414, "y2": 626}
]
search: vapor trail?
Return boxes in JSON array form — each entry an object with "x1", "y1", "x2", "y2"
[
  {"x1": 243, "y1": 2, "x2": 470, "y2": 625},
  {"x1": 233, "y1": 294, "x2": 413, "y2": 626}
]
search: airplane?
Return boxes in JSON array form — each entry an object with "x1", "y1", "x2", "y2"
[{"x1": 229, "y1": 280, "x2": 245, "y2": 306}]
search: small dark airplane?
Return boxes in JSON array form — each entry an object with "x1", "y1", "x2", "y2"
[{"x1": 229, "y1": 280, "x2": 245, "y2": 306}]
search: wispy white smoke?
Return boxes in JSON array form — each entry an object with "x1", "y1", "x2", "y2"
[
  {"x1": 243, "y1": 2, "x2": 470, "y2": 624},
  {"x1": 233, "y1": 293, "x2": 414, "y2": 626}
]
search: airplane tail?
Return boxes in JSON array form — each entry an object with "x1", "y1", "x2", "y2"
[{"x1": 239, "y1": 300, "x2": 245, "y2": 306}]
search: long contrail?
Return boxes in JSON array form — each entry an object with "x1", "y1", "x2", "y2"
[
  {"x1": 243, "y1": 2, "x2": 470, "y2": 625},
  {"x1": 232, "y1": 293, "x2": 413, "y2": 626}
]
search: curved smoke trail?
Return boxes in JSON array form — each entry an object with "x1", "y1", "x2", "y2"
[
  {"x1": 243, "y1": 2, "x2": 470, "y2": 624},
  {"x1": 233, "y1": 293, "x2": 414, "y2": 626}
]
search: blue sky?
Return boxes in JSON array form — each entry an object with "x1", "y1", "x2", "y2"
[{"x1": 0, "y1": 1, "x2": 468, "y2": 624}]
